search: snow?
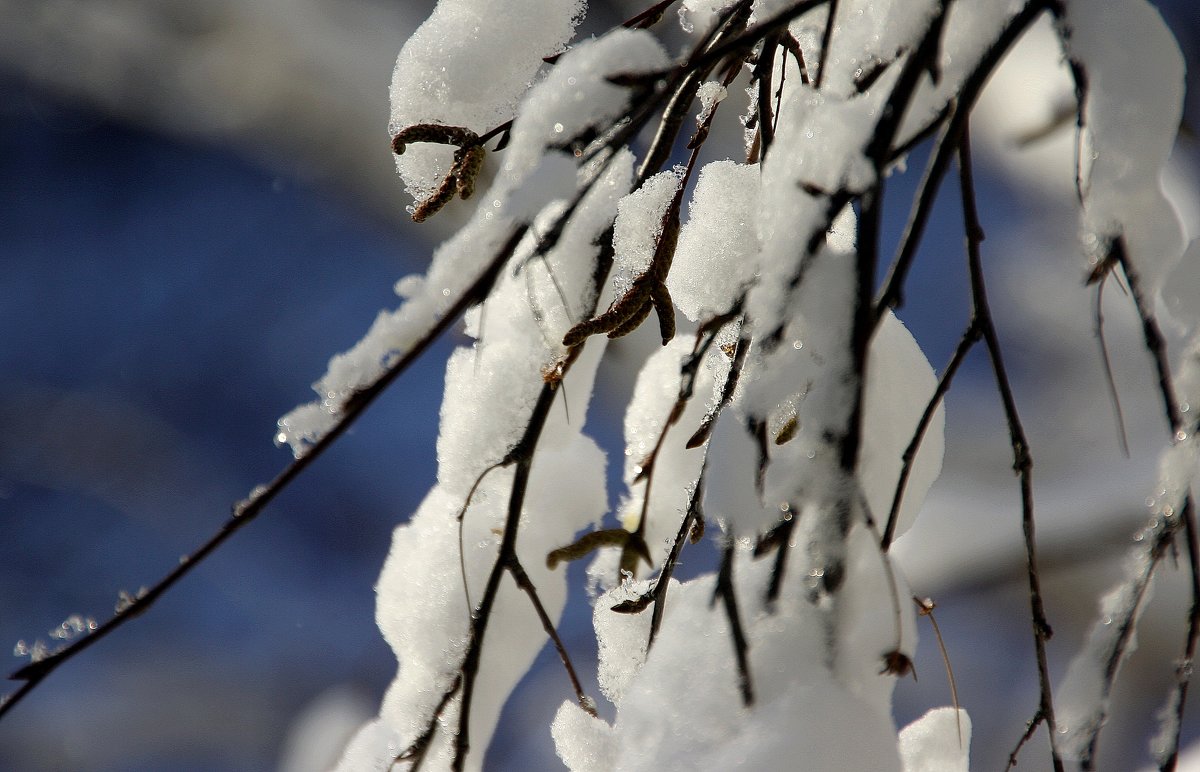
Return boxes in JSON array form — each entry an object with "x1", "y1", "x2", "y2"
[
  {"x1": 668, "y1": 160, "x2": 761, "y2": 322},
  {"x1": 552, "y1": 701, "x2": 616, "y2": 772},
  {"x1": 495, "y1": 28, "x2": 670, "y2": 219},
  {"x1": 695, "y1": 81, "x2": 728, "y2": 124},
  {"x1": 899, "y1": 708, "x2": 972, "y2": 772},
  {"x1": 388, "y1": 0, "x2": 586, "y2": 202},
  {"x1": 1055, "y1": 545, "x2": 1155, "y2": 761},
  {"x1": 593, "y1": 580, "x2": 656, "y2": 705},
  {"x1": 678, "y1": 0, "x2": 739, "y2": 35},
  {"x1": 611, "y1": 168, "x2": 681, "y2": 291},
  {"x1": 1056, "y1": 0, "x2": 1187, "y2": 293},
  {"x1": 584, "y1": 527, "x2": 913, "y2": 771},
  {"x1": 316, "y1": 0, "x2": 1194, "y2": 769},
  {"x1": 278, "y1": 33, "x2": 658, "y2": 456}
]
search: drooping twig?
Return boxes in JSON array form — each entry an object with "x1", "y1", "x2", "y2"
[
  {"x1": 1047, "y1": 2, "x2": 1091, "y2": 204},
  {"x1": 558, "y1": 304, "x2": 741, "y2": 580},
  {"x1": 754, "y1": 510, "x2": 794, "y2": 607},
  {"x1": 881, "y1": 319, "x2": 980, "y2": 550},
  {"x1": 400, "y1": 10, "x2": 772, "y2": 748},
  {"x1": 636, "y1": 0, "x2": 748, "y2": 187},
  {"x1": 1067, "y1": 505, "x2": 1181, "y2": 770},
  {"x1": 679, "y1": 0, "x2": 830, "y2": 79},
  {"x1": 1, "y1": 225, "x2": 530, "y2": 722},
  {"x1": 812, "y1": 0, "x2": 838, "y2": 90},
  {"x1": 713, "y1": 539, "x2": 755, "y2": 705},
  {"x1": 646, "y1": 464, "x2": 708, "y2": 648},
  {"x1": 687, "y1": 327, "x2": 749, "y2": 449},
  {"x1": 1110, "y1": 238, "x2": 1182, "y2": 436},
  {"x1": 1091, "y1": 272, "x2": 1131, "y2": 457},
  {"x1": 874, "y1": 0, "x2": 1053, "y2": 323},
  {"x1": 393, "y1": 671, "x2": 464, "y2": 770},
  {"x1": 958, "y1": 124, "x2": 1063, "y2": 772},
  {"x1": 752, "y1": 32, "x2": 781, "y2": 158},
  {"x1": 564, "y1": 42, "x2": 741, "y2": 351},
  {"x1": 915, "y1": 596, "x2": 963, "y2": 747},
  {"x1": 1005, "y1": 709, "x2": 1047, "y2": 772},
  {"x1": 451, "y1": 382, "x2": 561, "y2": 771},
  {"x1": 622, "y1": 0, "x2": 679, "y2": 30},
  {"x1": 1105, "y1": 237, "x2": 1200, "y2": 771},
  {"x1": 1160, "y1": 494, "x2": 1200, "y2": 771},
  {"x1": 507, "y1": 555, "x2": 596, "y2": 716}
]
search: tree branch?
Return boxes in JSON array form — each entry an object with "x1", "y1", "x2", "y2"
[
  {"x1": 2, "y1": 225, "x2": 529, "y2": 720},
  {"x1": 958, "y1": 125, "x2": 1063, "y2": 771}
]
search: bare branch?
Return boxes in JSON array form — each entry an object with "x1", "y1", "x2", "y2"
[
  {"x1": 1, "y1": 225, "x2": 529, "y2": 720},
  {"x1": 958, "y1": 124, "x2": 1063, "y2": 772}
]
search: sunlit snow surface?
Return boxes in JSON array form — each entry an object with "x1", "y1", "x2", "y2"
[{"x1": 299, "y1": 0, "x2": 1196, "y2": 769}]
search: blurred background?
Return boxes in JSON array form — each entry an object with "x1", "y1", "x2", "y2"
[{"x1": 1, "y1": 1, "x2": 1198, "y2": 770}]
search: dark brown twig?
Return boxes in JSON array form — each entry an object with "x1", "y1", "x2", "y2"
[
  {"x1": 874, "y1": 0, "x2": 1053, "y2": 323},
  {"x1": 1106, "y1": 237, "x2": 1199, "y2": 770},
  {"x1": 507, "y1": 556, "x2": 596, "y2": 716},
  {"x1": 1005, "y1": 710, "x2": 1048, "y2": 772},
  {"x1": 1092, "y1": 273, "x2": 1131, "y2": 457},
  {"x1": 647, "y1": 465, "x2": 708, "y2": 647},
  {"x1": 713, "y1": 540, "x2": 755, "y2": 705},
  {"x1": 813, "y1": 0, "x2": 838, "y2": 90},
  {"x1": 622, "y1": 0, "x2": 679, "y2": 29},
  {"x1": 2, "y1": 225, "x2": 530, "y2": 721},
  {"x1": 958, "y1": 125, "x2": 1063, "y2": 772},
  {"x1": 881, "y1": 320, "x2": 980, "y2": 550}
]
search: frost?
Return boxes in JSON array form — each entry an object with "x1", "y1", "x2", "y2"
[
  {"x1": 48, "y1": 614, "x2": 94, "y2": 641},
  {"x1": 1149, "y1": 687, "x2": 1184, "y2": 768},
  {"x1": 1058, "y1": 328, "x2": 1200, "y2": 763}
]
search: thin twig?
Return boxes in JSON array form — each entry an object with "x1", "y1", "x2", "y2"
[
  {"x1": 1, "y1": 225, "x2": 529, "y2": 720},
  {"x1": 622, "y1": 0, "x2": 679, "y2": 29},
  {"x1": 713, "y1": 540, "x2": 755, "y2": 705},
  {"x1": 452, "y1": 383, "x2": 558, "y2": 771},
  {"x1": 882, "y1": 320, "x2": 980, "y2": 550},
  {"x1": 507, "y1": 556, "x2": 596, "y2": 716},
  {"x1": 647, "y1": 464, "x2": 708, "y2": 648},
  {"x1": 1109, "y1": 236, "x2": 1200, "y2": 771},
  {"x1": 958, "y1": 124, "x2": 1063, "y2": 771},
  {"x1": 763, "y1": 514, "x2": 797, "y2": 606},
  {"x1": 678, "y1": 0, "x2": 831, "y2": 77},
  {"x1": 813, "y1": 0, "x2": 838, "y2": 90},
  {"x1": 1111, "y1": 238, "x2": 1182, "y2": 435},
  {"x1": 856, "y1": 493, "x2": 910, "y2": 671},
  {"x1": 393, "y1": 672, "x2": 463, "y2": 770},
  {"x1": 1075, "y1": 509, "x2": 1176, "y2": 769},
  {"x1": 1092, "y1": 273, "x2": 1131, "y2": 457},
  {"x1": 406, "y1": 16, "x2": 777, "y2": 746},
  {"x1": 874, "y1": 0, "x2": 1053, "y2": 323},
  {"x1": 753, "y1": 33, "x2": 781, "y2": 159},
  {"x1": 915, "y1": 597, "x2": 963, "y2": 747},
  {"x1": 1161, "y1": 496, "x2": 1200, "y2": 771},
  {"x1": 1006, "y1": 710, "x2": 1047, "y2": 771},
  {"x1": 639, "y1": 0, "x2": 752, "y2": 185}
]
